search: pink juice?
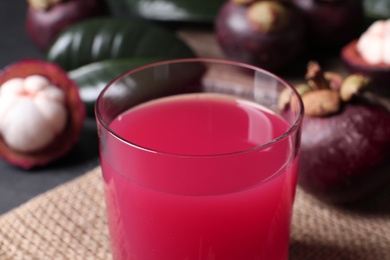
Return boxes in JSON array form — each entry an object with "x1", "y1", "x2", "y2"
[{"x1": 100, "y1": 93, "x2": 298, "y2": 260}]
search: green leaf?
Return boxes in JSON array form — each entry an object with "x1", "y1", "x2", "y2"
[
  {"x1": 107, "y1": 0, "x2": 225, "y2": 23},
  {"x1": 46, "y1": 18, "x2": 195, "y2": 71},
  {"x1": 69, "y1": 57, "x2": 164, "y2": 117},
  {"x1": 364, "y1": 0, "x2": 390, "y2": 19}
]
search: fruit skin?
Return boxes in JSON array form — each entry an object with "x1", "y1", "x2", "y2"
[
  {"x1": 341, "y1": 40, "x2": 390, "y2": 96},
  {"x1": 215, "y1": 1, "x2": 305, "y2": 72},
  {"x1": 26, "y1": 0, "x2": 108, "y2": 52},
  {"x1": 298, "y1": 100, "x2": 390, "y2": 204},
  {"x1": 0, "y1": 59, "x2": 86, "y2": 169},
  {"x1": 292, "y1": 0, "x2": 364, "y2": 51}
]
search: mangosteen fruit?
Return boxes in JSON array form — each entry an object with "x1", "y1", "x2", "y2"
[
  {"x1": 0, "y1": 59, "x2": 85, "y2": 169},
  {"x1": 215, "y1": 0, "x2": 305, "y2": 72},
  {"x1": 292, "y1": 0, "x2": 364, "y2": 51},
  {"x1": 26, "y1": 0, "x2": 108, "y2": 52},
  {"x1": 342, "y1": 19, "x2": 390, "y2": 96},
  {"x1": 282, "y1": 61, "x2": 390, "y2": 204}
]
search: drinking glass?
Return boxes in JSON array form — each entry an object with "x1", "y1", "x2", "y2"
[{"x1": 95, "y1": 58, "x2": 303, "y2": 260}]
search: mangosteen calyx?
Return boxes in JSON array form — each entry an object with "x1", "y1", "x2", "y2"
[
  {"x1": 232, "y1": 0, "x2": 255, "y2": 5},
  {"x1": 247, "y1": 1, "x2": 289, "y2": 33},
  {"x1": 293, "y1": 61, "x2": 370, "y2": 117},
  {"x1": 28, "y1": 0, "x2": 62, "y2": 10}
]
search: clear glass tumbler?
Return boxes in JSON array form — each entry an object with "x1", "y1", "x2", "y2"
[{"x1": 95, "y1": 58, "x2": 303, "y2": 260}]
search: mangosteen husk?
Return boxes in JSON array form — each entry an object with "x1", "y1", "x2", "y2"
[{"x1": 0, "y1": 59, "x2": 86, "y2": 169}]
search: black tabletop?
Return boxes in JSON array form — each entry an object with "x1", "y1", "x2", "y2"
[{"x1": 0, "y1": 1, "x2": 100, "y2": 214}]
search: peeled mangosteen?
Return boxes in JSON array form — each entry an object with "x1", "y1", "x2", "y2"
[
  {"x1": 0, "y1": 59, "x2": 85, "y2": 169},
  {"x1": 215, "y1": 0, "x2": 305, "y2": 71},
  {"x1": 292, "y1": 0, "x2": 364, "y2": 51},
  {"x1": 282, "y1": 61, "x2": 390, "y2": 204},
  {"x1": 26, "y1": 0, "x2": 108, "y2": 52},
  {"x1": 342, "y1": 19, "x2": 390, "y2": 96}
]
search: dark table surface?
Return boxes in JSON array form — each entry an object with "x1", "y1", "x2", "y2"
[{"x1": 0, "y1": 1, "x2": 101, "y2": 214}]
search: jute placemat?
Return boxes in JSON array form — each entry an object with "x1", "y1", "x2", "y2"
[{"x1": 0, "y1": 166, "x2": 389, "y2": 260}]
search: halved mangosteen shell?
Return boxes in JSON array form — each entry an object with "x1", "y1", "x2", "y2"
[{"x1": 341, "y1": 40, "x2": 390, "y2": 95}]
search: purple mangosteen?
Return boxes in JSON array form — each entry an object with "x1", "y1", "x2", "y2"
[
  {"x1": 26, "y1": 0, "x2": 108, "y2": 52},
  {"x1": 215, "y1": 0, "x2": 306, "y2": 72},
  {"x1": 282, "y1": 61, "x2": 390, "y2": 204}
]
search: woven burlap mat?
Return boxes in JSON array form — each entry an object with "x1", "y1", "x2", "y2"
[{"x1": 0, "y1": 167, "x2": 389, "y2": 260}]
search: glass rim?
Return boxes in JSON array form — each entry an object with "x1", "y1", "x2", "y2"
[{"x1": 95, "y1": 57, "x2": 304, "y2": 158}]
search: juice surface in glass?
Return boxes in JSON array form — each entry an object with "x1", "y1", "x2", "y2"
[{"x1": 100, "y1": 93, "x2": 298, "y2": 260}]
